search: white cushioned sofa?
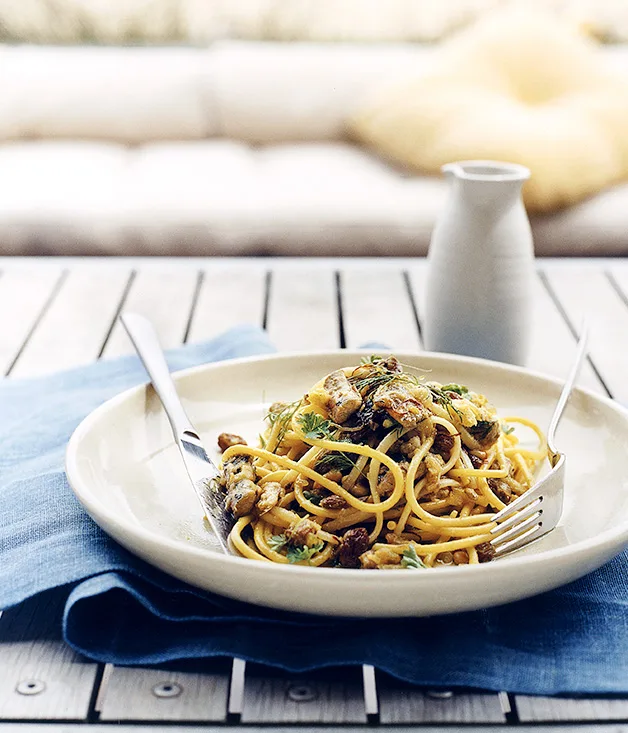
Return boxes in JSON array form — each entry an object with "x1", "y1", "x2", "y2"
[{"x1": 2, "y1": 41, "x2": 628, "y2": 257}]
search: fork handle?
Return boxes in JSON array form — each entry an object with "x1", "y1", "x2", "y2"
[
  {"x1": 547, "y1": 322, "x2": 588, "y2": 455},
  {"x1": 120, "y1": 312, "x2": 196, "y2": 440}
]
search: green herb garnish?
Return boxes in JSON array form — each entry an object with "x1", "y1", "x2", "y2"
[
  {"x1": 468, "y1": 420, "x2": 497, "y2": 440},
  {"x1": 427, "y1": 385, "x2": 452, "y2": 405},
  {"x1": 315, "y1": 451, "x2": 356, "y2": 474},
  {"x1": 298, "y1": 413, "x2": 335, "y2": 440},
  {"x1": 360, "y1": 354, "x2": 384, "y2": 364},
  {"x1": 351, "y1": 371, "x2": 396, "y2": 394},
  {"x1": 303, "y1": 490, "x2": 323, "y2": 505},
  {"x1": 268, "y1": 534, "x2": 288, "y2": 551},
  {"x1": 266, "y1": 400, "x2": 295, "y2": 426},
  {"x1": 502, "y1": 423, "x2": 515, "y2": 435},
  {"x1": 351, "y1": 370, "x2": 420, "y2": 396},
  {"x1": 440, "y1": 383, "x2": 469, "y2": 396},
  {"x1": 265, "y1": 399, "x2": 303, "y2": 447},
  {"x1": 401, "y1": 544, "x2": 427, "y2": 569},
  {"x1": 286, "y1": 541, "x2": 324, "y2": 564},
  {"x1": 426, "y1": 384, "x2": 463, "y2": 418}
]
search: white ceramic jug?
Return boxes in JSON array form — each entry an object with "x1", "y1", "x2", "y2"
[{"x1": 423, "y1": 160, "x2": 534, "y2": 365}]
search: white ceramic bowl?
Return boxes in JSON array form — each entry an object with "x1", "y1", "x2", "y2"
[{"x1": 66, "y1": 351, "x2": 628, "y2": 617}]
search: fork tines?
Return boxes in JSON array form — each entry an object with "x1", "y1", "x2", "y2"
[{"x1": 488, "y1": 454, "x2": 565, "y2": 557}]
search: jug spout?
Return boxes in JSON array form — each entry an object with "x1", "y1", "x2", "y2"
[{"x1": 442, "y1": 160, "x2": 530, "y2": 210}]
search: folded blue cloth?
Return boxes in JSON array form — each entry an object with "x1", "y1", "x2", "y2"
[{"x1": 1, "y1": 324, "x2": 627, "y2": 696}]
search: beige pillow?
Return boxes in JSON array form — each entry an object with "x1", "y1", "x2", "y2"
[{"x1": 350, "y1": 9, "x2": 628, "y2": 212}]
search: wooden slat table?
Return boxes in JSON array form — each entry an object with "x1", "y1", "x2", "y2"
[{"x1": 1, "y1": 256, "x2": 627, "y2": 732}]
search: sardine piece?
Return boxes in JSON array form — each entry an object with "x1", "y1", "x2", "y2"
[
  {"x1": 225, "y1": 479, "x2": 258, "y2": 517},
  {"x1": 256, "y1": 481, "x2": 284, "y2": 515},
  {"x1": 467, "y1": 420, "x2": 500, "y2": 449},
  {"x1": 323, "y1": 370, "x2": 363, "y2": 424},
  {"x1": 372, "y1": 383, "x2": 428, "y2": 429}
]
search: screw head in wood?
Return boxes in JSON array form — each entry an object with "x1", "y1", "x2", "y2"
[
  {"x1": 16, "y1": 679, "x2": 46, "y2": 696},
  {"x1": 152, "y1": 681, "x2": 183, "y2": 698},
  {"x1": 287, "y1": 683, "x2": 318, "y2": 702},
  {"x1": 426, "y1": 689, "x2": 454, "y2": 700}
]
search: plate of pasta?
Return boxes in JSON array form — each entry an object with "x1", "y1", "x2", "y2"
[{"x1": 66, "y1": 351, "x2": 628, "y2": 617}]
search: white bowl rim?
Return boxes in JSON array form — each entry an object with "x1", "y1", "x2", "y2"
[{"x1": 65, "y1": 348, "x2": 628, "y2": 586}]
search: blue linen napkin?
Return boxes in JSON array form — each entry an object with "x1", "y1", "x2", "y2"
[{"x1": 1, "y1": 325, "x2": 627, "y2": 696}]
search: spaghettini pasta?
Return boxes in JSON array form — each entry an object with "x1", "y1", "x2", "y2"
[{"x1": 217, "y1": 356, "x2": 547, "y2": 569}]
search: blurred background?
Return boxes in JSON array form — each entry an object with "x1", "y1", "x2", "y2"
[{"x1": 2, "y1": 0, "x2": 628, "y2": 258}]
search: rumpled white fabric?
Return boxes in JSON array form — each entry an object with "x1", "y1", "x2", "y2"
[{"x1": 0, "y1": 41, "x2": 628, "y2": 256}]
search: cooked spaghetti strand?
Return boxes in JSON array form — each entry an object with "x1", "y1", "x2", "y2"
[{"x1": 217, "y1": 356, "x2": 547, "y2": 569}]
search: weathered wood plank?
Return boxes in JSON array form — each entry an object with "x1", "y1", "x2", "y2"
[
  {"x1": 530, "y1": 272, "x2": 603, "y2": 393},
  {"x1": 0, "y1": 595, "x2": 99, "y2": 720},
  {"x1": 0, "y1": 266, "x2": 64, "y2": 376},
  {"x1": 543, "y1": 267, "x2": 627, "y2": 401},
  {"x1": 187, "y1": 265, "x2": 266, "y2": 343},
  {"x1": 98, "y1": 667, "x2": 228, "y2": 722},
  {"x1": 341, "y1": 268, "x2": 421, "y2": 351},
  {"x1": 3, "y1": 725, "x2": 627, "y2": 733},
  {"x1": 362, "y1": 664, "x2": 378, "y2": 717},
  {"x1": 379, "y1": 686, "x2": 505, "y2": 724},
  {"x1": 102, "y1": 268, "x2": 199, "y2": 357},
  {"x1": 241, "y1": 671, "x2": 367, "y2": 724},
  {"x1": 516, "y1": 695, "x2": 628, "y2": 722},
  {"x1": 228, "y1": 658, "x2": 247, "y2": 717},
  {"x1": 265, "y1": 268, "x2": 339, "y2": 351},
  {"x1": 9, "y1": 266, "x2": 130, "y2": 378}
]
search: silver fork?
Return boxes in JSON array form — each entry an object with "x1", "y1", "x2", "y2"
[
  {"x1": 120, "y1": 312, "x2": 234, "y2": 554},
  {"x1": 489, "y1": 325, "x2": 589, "y2": 557}
]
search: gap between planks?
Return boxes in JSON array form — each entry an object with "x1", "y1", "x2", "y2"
[{"x1": 0, "y1": 267, "x2": 66, "y2": 377}]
